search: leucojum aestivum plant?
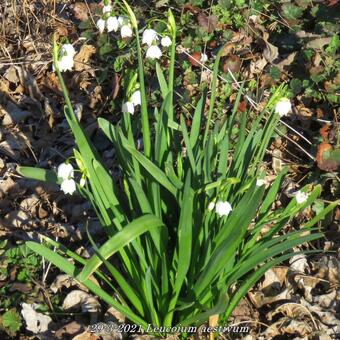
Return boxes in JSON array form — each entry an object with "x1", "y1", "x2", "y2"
[{"x1": 17, "y1": 0, "x2": 338, "y2": 336}]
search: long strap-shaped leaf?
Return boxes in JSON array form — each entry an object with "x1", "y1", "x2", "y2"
[
  {"x1": 164, "y1": 171, "x2": 194, "y2": 326},
  {"x1": 77, "y1": 214, "x2": 164, "y2": 282},
  {"x1": 120, "y1": 133, "x2": 178, "y2": 197},
  {"x1": 26, "y1": 241, "x2": 149, "y2": 329}
]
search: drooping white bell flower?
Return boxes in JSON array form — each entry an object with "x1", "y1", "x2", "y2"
[
  {"x1": 295, "y1": 190, "x2": 309, "y2": 204},
  {"x1": 256, "y1": 179, "x2": 266, "y2": 187},
  {"x1": 161, "y1": 36, "x2": 172, "y2": 47},
  {"x1": 142, "y1": 29, "x2": 158, "y2": 46},
  {"x1": 208, "y1": 202, "x2": 215, "y2": 211},
  {"x1": 79, "y1": 177, "x2": 86, "y2": 187},
  {"x1": 97, "y1": 18, "x2": 106, "y2": 33},
  {"x1": 117, "y1": 16, "x2": 125, "y2": 26},
  {"x1": 121, "y1": 24, "x2": 133, "y2": 38},
  {"x1": 61, "y1": 179, "x2": 77, "y2": 195},
  {"x1": 102, "y1": 4, "x2": 112, "y2": 14},
  {"x1": 215, "y1": 200, "x2": 232, "y2": 217},
  {"x1": 131, "y1": 90, "x2": 141, "y2": 106},
  {"x1": 107, "y1": 16, "x2": 119, "y2": 32},
  {"x1": 146, "y1": 45, "x2": 162, "y2": 59},
  {"x1": 57, "y1": 163, "x2": 74, "y2": 180},
  {"x1": 275, "y1": 98, "x2": 291, "y2": 117},
  {"x1": 200, "y1": 53, "x2": 208, "y2": 63},
  {"x1": 56, "y1": 56, "x2": 74, "y2": 72},
  {"x1": 122, "y1": 101, "x2": 134, "y2": 114}
]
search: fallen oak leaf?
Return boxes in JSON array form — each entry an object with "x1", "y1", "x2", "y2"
[{"x1": 74, "y1": 45, "x2": 96, "y2": 73}]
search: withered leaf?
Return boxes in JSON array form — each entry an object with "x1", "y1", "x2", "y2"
[
  {"x1": 197, "y1": 13, "x2": 218, "y2": 33},
  {"x1": 72, "y1": 2, "x2": 89, "y2": 22}
]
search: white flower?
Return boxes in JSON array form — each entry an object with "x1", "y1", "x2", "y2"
[
  {"x1": 275, "y1": 98, "x2": 291, "y2": 117},
  {"x1": 146, "y1": 45, "x2": 162, "y2": 59},
  {"x1": 61, "y1": 179, "x2": 76, "y2": 195},
  {"x1": 142, "y1": 29, "x2": 158, "y2": 46},
  {"x1": 80, "y1": 177, "x2": 86, "y2": 187},
  {"x1": 208, "y1": 202, "x2": 215, "y2": 211},
  {"x1": 131, "y1": 90, "x2": 141, "y2": 106},
  {"x1": 102, "y1": 4, "x2": 112, "y2": 14},
  {"x1": 256, "y1": 179, "x2": 266, "y2": 187},
  {"x1": 295, "y1": 190, "x2": 309, "y2": 204},
  {"x1": 215, "y1": 200, "x2": 232, "y2": 217},
  {"x1": 200, "y1": 53, "x2": 208, "y2": 63},
  {"x1": 161, "y1": 36, "x2": 172, "y2": 47},
  {"x1": 97, "y1": 18, "x2": 106, "y2": 33},
  {"x1": 55, "y1": 56, "x2": 74, "y2": 72},
  {"x1": 117, "y1": 16, "x2": 125, "y2": 26},
  {"x1": 107, "y1": 16, "x2": 119, "y2": 32},
  {"x1": 122, "y1": 101, "x2": 134, "y2": 114},
  {"x1": 60, "y1": 44, "x2": 76, "y2": 58},
  {"x1": 57, "y1": 163, "x2": 74, "y2": 180},
  {"x1": 121, "y1": 24, "x2": 133, "y2": 38}
]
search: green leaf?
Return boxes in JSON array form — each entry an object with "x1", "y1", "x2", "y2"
[
  {"x1": 164, "y1": 171, "x2": 194, "y2": 326},
  {"x1": 121, "y1": 135, "x2": 178, "y2": 197},
  {"x1": 26, "y1": 241, "x2": 149, "y2": 329},
  {"x1": 156, "y1": 62, "x2": 169, "y2": 99},
  {"x1": 16, "y1": 166, "x2": 59, "y2": 184},
  {"x1": 77, "y1": 214, "x2": 164, "y2": 282},
  {"x1": 1, "y1": 309, "x2": 22, "y2": 334}
]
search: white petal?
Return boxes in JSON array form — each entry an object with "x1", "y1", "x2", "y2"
[
  {"x1": 146, "y1": 45, "x2": 162, "y2": 59},
  {"x1": 97, "y1": 18, "x2": 106, "y2": 33},
  {"x1": 121, "y1": 25, "x2": 133, "y2": 38},
  {"x1": 161, "y1": 36, "x2": 172, "y2": 47},
  {"x1": 122, "y1": 101, "x2": 134, "y2": 114},
  {"x1": 80, "y1": 177, "x2": 86, "y2": 187},
  {"x1": 102, "y1": 4, "x2": 112, "y2": 14},
  {"x1": 56, "y1": 56, "x2": 74, "y2": 72},
  {"x1": 215, "y1": 200, "x2": 232, "y2": 217},
  {"x1": 200, "y1": 53, "x2": 208, "y2": 63},
  {"x1": 61, "y1": 179, "x2": 76, "y2": 195},
  {"x1": 275, "y1": 98, "x2": 291, "y2": 117},
  {"x1": 131, "y1": 90, "x2": 141, "y2": 106},
  {"x1": 117, "y1": 16, "x2": 125, "y2": 26},
  {"x1": 60, "y1": 44, "x2": 76, "y2": 57},
  {"x1": 57, "y1": 163, "x2": 74, "y2": 180},
  {"x1": 106, "y1": 16, "x2": 119, "y2": 32},
  {"x1": 142, "y1": 29, "x2": 158, "y2": 46}
]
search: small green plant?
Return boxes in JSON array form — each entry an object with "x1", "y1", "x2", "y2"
[
  {"x1": 0, "y1": 309, "x2": 22, "y2": 337},
  {"x1": 17, "y1": 0, "x2": 337, "y2": 335}
]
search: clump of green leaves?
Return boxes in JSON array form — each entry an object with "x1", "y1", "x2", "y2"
[{"x1": 17, "y1": 1, "x2": 337, "y2": 335}]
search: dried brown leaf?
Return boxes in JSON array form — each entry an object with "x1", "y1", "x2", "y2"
[
  {"x1": 197, "y1": 13, "x2": 218, "y2": 33},
  {"x1": 72, "y1": 2, "x2": 89, "y2": 21}
]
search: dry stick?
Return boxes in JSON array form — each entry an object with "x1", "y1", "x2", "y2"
[
  {"x1": 276, "y1": 302, "x2": 319, "y2": 331},
  {"x1": 275, "y1": 127, "x2": 315, "y2": 160},
  {"x1": 84, "y1": 0, "x2": 96, "y2": 27}
]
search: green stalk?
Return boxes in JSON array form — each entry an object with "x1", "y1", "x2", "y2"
[
  {"x1": 121, "y1": 0, "x2": 151, "y2": 158},
  {"x1": 167, "y1": 9, "x2": 176, "y2": 122},
  {"x1": 203, "y1": 47, "x2": 224, "y2": 144}
]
